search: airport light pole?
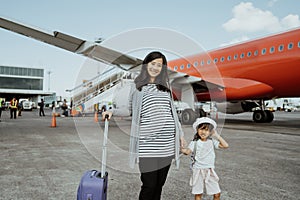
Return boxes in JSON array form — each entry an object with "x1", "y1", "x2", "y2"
[{"x1": 47, "y1": 70, "x2": 52, "y2": 91}]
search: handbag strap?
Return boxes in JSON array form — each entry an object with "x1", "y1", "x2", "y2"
[{"x1": 191, "y1": 141, "x2": 197, "y2": 167}]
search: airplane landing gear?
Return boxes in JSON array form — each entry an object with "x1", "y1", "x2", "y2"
[
  {"x1": 181, "y1": 108, "x2": 206, "y2": 125},
  {"x1": 181, "y1": 109, "x2": 196, "y2": 125},
  {"x1": 253, "y1": 110, "x2": 274, "y2": 123},
  {"x1": 252, "y1": 100, "x2": 274, "y2": 123}
]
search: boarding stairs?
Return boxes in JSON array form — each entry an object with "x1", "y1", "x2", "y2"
[{"x1": 70, "y1": 66, "x2": 134, "y2": 113}]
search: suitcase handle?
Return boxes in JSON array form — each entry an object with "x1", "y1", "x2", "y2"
[
  {"x1": 101, "y1": 116, "x2": 109, "y2": 178},
  {"x1": 90, "y1": 170, "x2": 98, "y2": 178}
]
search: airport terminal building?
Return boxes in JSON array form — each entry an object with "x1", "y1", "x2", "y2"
[{"x1": 0, "y1": 65, "x2": 54, "y2": 103}]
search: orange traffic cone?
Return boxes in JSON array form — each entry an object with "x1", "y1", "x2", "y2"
[
  {"x1": 94, "y1": 111, "x2": 99, "y2": 122},
  {"x1": 51, "y1": 113, "x2": 57, "y2": 127}
]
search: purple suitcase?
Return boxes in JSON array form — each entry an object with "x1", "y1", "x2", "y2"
[
  {"x1": 77, "y1": 170, "x2": 108, "y2": 200},
  {"x1": 77, "y1": 115, "x2": 109, "y2": 200}
]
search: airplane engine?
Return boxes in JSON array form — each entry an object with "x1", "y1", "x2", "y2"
[{"x1": 215, "y1": 101, "x2": 256, "y2": 114}]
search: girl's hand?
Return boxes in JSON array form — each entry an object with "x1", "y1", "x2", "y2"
[
  {"x1": 180, "y1": 146, "x2": 192, "y2": 155},
  {"x1": 211, "y1": 130, "x2": 220, "y2": 140},
  {"x1": 211, "y1": 130, "x2": 229, "y2": 148}
]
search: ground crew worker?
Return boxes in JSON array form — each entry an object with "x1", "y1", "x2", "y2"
[
  {"x1": 10, "y1": 97, "x2": 18, "y2": 119},
  {"x1": 61, "y1": 99, "x2": 68, "y2": 117},
  {"x1": 39, "y1": 99, "x2": 45, "y2": 116},
  {"x1": 0, "y1": 98, "x2": 4, "y2": 122}
]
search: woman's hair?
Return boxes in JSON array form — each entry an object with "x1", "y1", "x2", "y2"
[
  {"x1": 134, "y1": 51, "x2": 170, "y2": 91},
  {"x1": 193, "y1": 123, "x2": 214, "y2": 141}
]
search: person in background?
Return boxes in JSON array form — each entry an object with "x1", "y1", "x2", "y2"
[
  {"x1": 39, "y1": 99, "x2": 45, "y2": 116},
  {"x1": 61, "y1": 99, "x2": 68, "y2": 117},
  {"x1": 17, "y1": 100, "x2": 22, "y2": 116},
  {"x1": 0, "y1": 98, "x2": 4, "y2": 122},
  {"x1": 70, "y1": 98, "x2": 73, "y2": 116},
  {"x1": 10, "y1": 97, "x2": 18, "y2": 119},
  {"x1": 51, "y1": 101, "x2": 56, "y2": 114},
  {"x1": 101, "y1": 105, "x2": 107, "y2": 114}
]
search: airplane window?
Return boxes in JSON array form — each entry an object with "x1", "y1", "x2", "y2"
[
  {"x1": 214, "y1": 58, "x2": 218, "y2": 63},
  {"x1": 201, "y1": 60, "x2": 204, "y2": 66},
  {"x1": 240, "y1": 53, "x2": 245, "y2": 58},
  {"x1": 180, "y1": 65, "x2": 184, "y2": 70},
  {"x1": 254, "y1": 50, "x2": 258, "y2": 56},
  {"x1": 262, "y1": 48, "x2": 266, "y2": 55},
  {"x1": 174, "y1": 66, "x2": 178, "y2": 71},
  {"x1": 194, "y1": 61, "x2": 198, "y2": 67},
  {"x1": 234, "y1": 54, "x2": 238, "y2": 60},
  {"x1": 288, "y1": 43, "x2": 293, "y2": 50},
  {"x1": 207, "y1": 60, "x2": 211, "y2": 65},
  {"x1": 220, "y1": 57, "x2": 225, "y2": 62},
  {"x1": 278, "y1": 45, "x2": 284, "y2": 52},
  {"x1": 270, "y1": 46, "x2": 275, "y2": 53},
  {"x1": 187, "y1": 63, "x2": 191, "y2": 68},
  {"x1": 227, "y1": 56, "x2": 231, "y2": 61},
  {"x1": 247, "y1": 52, "x2": 251, "y2": 57}
]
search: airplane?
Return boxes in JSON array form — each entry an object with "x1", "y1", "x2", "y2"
[{"x1": 1, "y1": 17, "x2": 300, "y2": 124}]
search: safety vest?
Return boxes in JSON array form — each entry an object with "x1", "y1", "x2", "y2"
[
  {"x1": 0, "y1": 98, "x2": 2, "y2": 108},
  {"x1": 11, "y1": 99, "x2": 18, "y2": 109}
]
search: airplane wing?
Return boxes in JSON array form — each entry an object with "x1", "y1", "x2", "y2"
[
  {"x1": 0, "y1": 17, "x2": 224, "y2": 94},
  {"x1": 0, "y1": 17, "x2": 142, "y2": 71},
  {"x1": 0, "y1": 17, "x2": 223, "y2": 85}
]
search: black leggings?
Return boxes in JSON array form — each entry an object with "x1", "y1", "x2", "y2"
[
  {"x1": 138, "y1": 156, "x2": 173, "y2": 200},
  {"x1": 10, "y1": 108, "x2": 17, "y2": 119}
]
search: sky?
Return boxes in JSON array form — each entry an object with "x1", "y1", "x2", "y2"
[{"x1": 0, "y1": 0, "x2": 300, "y2": 97}]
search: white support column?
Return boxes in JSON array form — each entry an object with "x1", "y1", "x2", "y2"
[{"x1": 181, "y1": 84, "x2": 195, "y2": 110}]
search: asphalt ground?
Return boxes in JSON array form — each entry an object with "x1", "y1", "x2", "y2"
[{"x1": 0, "y1": 109, "x2": 299, "y2": 200}]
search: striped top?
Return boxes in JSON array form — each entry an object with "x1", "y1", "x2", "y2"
[{"x1": 139, "y1": 84, "x2": 175, "y2": 157}]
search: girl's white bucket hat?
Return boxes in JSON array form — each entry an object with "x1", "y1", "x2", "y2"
[{"x1": 192, "y1": 117, "x2": 217, "y2": 133}]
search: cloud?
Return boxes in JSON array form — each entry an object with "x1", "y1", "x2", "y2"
[
  {"x1": 267, "y1": 0, "x2": 278, "y2": 7},
  {"x1": 223, "y1": 2, "x2": 300, "y2": 33},
  {"x1": 281, "y1": 14, "x2": 300, "y2": 29}
]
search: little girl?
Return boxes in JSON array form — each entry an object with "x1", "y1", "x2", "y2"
[{"x1": 181, "y1": 117, "x2": 229, "y2": 200}]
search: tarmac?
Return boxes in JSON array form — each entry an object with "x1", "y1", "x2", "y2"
[{"x1": 0, "y1": 109, "x2": 299, "y2": 200}]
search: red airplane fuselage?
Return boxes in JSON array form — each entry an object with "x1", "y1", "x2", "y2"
[{"x1": 168, "y1": 28, "x2": 300, "y2": 102}]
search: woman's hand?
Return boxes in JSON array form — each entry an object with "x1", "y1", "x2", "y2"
[
  {"x1": 102, "y1": 111, "x2": 113, "y2": 120},
  {"x1": 180, "y1": 136, "x2": 187, "y2": 148}
]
